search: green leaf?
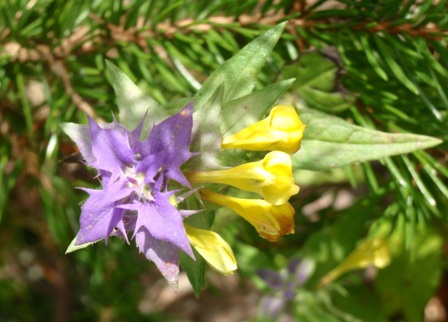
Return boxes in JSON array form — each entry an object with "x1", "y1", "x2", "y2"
[
  {"x1": 282, "y1": 51, "x2": 355, "y2": 113},
  {"x1": 332, "y1": 286, "x2": 387, "y2": 322},
  {"x1": 65, "y1": 235, "x2": 97, "y2": 254},
  {"x1": 180, "y1": 248, "x2": 206, "y2": 298},
  {"x1": 220, "y1": 79, "x2": 295, "y2": 135},
  {"x1": 187, "y1": 85, "x2": 224, "y2": 170},
  {"x1": 195, "y1": 22, "x2": 287, "y2": 109},
  {"x1": 163, "y1": 97, "x2": 193, "y2": 115},
  {"x1": 294, "y1": 294, "x2": 343, "y2": 322},
  {"x1": 293, "y1": 108, "x2": 443, "y2": 171},
  {"x1": 105, "y1": 60, "x2": 166, "y2": 138}
]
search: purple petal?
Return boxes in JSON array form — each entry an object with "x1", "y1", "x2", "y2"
[
  {"x1": 284, "y1": 284, "x2": 295, "y2": 300},
  {"x1": 135, "y1": 228, "x2": 180, "y2": 288},
  {"x1": 165, "y1": 167, "x2": 191, "y2": 188},
  {"x1": 287, "y1": 258, "x2": 301, "y2": 275},
  {"x1": 121, "y1": 212, "x2": 137, "y2": 232},
  {"x1": 294, "y1": 259, "x2": 313, "y2": 286},
  {"x1": 88, "y1": 117, "x2": 134, "y2": 172},
  {"x1": 261, "y1": 296, "x2": 285, "y2": 318},
  {"x1": 76, "y1": 178, "x2": 133, "y2": 244},
  {"x1": 98, "y1": 170, "x2": 113, "y2": 186},
  {"x1": 128, "y1": 114, "x2": 145, "y2": 146},
  {"x1": 112, "y1": 220, "x2": 130, "y2": 244},
  {"x1": 257, "y1": 269, "x2": 285, "y2": 289},
  {"x1": 137, "y1": 102, "x2": 194, "y2": 187},
  {"x1": 126, "y1": 190, "x2": 194, "y2": 258},
  {"x1": 135, "y1": 153, "x2": 160, "y2": 184}
]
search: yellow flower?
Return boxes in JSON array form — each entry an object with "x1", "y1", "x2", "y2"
[
  {"x1": 318, "y1": 238, "x2": 390, "y2": 288},
  {"x1": 187, "y1": 151, "x2": 299, "y2": 205},
  {"x1": 185, "y1": 224, "x2": 237, "y2": 275},
  {"x1": 200, "y1": 189, "x2": 295, "y2": 242},
  {"x1": 222, "y1": 105, "x2": 306, "y2": 154}
]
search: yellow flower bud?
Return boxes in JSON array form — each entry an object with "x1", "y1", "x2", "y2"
[
  {"x1": 222, "y1": 105, "x2": 306, "y2": 154},
  {"x1": 200, "y1": 189, "x2": 295, "y2": 242},
  {"x1": 187, "y1": 151, "x2": 299, "y2": 205},
  {"x1": 185, "y1": 224, "x2": 237, "y2": 275}
]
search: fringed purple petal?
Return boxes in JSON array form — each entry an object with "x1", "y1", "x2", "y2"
[
  {"x1": 165, "y1": 168, "x2": 191, "y2": 188},
  {"x1": 76, "y1": 178, "x2": 133, "y2": 244},
  {"x1": 113, "y1": 220, "x2": 130, "y2": 244},
  {"x1": 130, "y1": 192, "x2": 194, "y2": 258},
  {"x1": 88, "y1": 117, "x2": 134, "y2": 172},
  {"x1": 135, "y1": 153, "x2": 160, "y2": 184},
  {"x1": 135, "y1": 228, "x2": 180, "y2": 289},
  {"x1": 128, "y1": 114, "x2": 145, "y2": 146},
  {"x1": 137, "y1": 102, "x2": 194, "y2": 186}
]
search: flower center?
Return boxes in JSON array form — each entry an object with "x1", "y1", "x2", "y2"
[{"x1": 124, "y1": 166, "x2": 154, "y2": 202}]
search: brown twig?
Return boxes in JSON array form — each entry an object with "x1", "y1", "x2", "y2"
[
  {"x1": 2, "y1": 9, "x2": 445, "y2": 64},
  {"x1": 36, "y1": 45, "x2": 97, "y2": 119}
]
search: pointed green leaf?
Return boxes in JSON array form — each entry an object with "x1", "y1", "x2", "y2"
[
  {"x1": 220, "y1": 78, "x2": 295, "y2": 135},
  {"x1": 293, "y1": 108, "x2": 442, "y2": 171},
  {"x1": 282, "y1": 51, "x2": 355, "y2": 113},
  {"x1": 180, "y1": 248, "x2": 206, "y2": 298},
  {"x1": 105, "y1": 60, "x2": 166, "y2": 137},
  {"x1": 187, "y1": 85, "x2": 224, "y2": 170},
  {"x1": 195, "y1": 22, "x2": 287, "y2": 109},
  {"x1": 295, "y1": 298, "x2": 343, "y2": 322},
  {"x1": 65, "y1": 235, "x2": 97, "y2": 254}
]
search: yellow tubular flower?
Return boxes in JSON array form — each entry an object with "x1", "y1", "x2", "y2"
[
  {"x1": 222, "y1": 105, "x2": 306, "y2": 154},
  {"x1": 200, "y1": 189, "x2": 295, "y2": 242},
  {"x1": 318, "y1": 238, "x2": 390, "y2": 289},
  {"x1": 185, "y1": 224, "x2": 237, "y2": 275},
  {"x1": 187, "y1": 151, "x2": 299, "y2": 205}
]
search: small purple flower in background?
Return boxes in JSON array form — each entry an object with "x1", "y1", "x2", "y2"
[
  {"x1": 69, "y1": 102, "x2": 196, "y2": 287},
  {"x1": 257, "y1": 258, "x2": 314, "y2": 319}
]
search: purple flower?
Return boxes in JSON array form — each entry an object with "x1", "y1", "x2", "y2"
[
  {"x1": 71, "y1": 102, "x2": 195, "y2": 287},
  {"x1": 257, "y1": 258, "x2": 313, "y2": 318}
]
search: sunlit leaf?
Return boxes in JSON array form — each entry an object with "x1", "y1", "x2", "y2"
[
  {"x1": 294, "y1": 107, "x2": 442, "y2": 171},
  {"x1": 106, "y1": 60, "x2": 166, "y2": 138},
  {"x1": 195, "y1": 22, "x2": 287, "y2": 108}
]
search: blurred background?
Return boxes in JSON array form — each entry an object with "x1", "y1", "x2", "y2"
[{"x1": 1, "y1": 0, "x2": 448, "y2": 321}]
